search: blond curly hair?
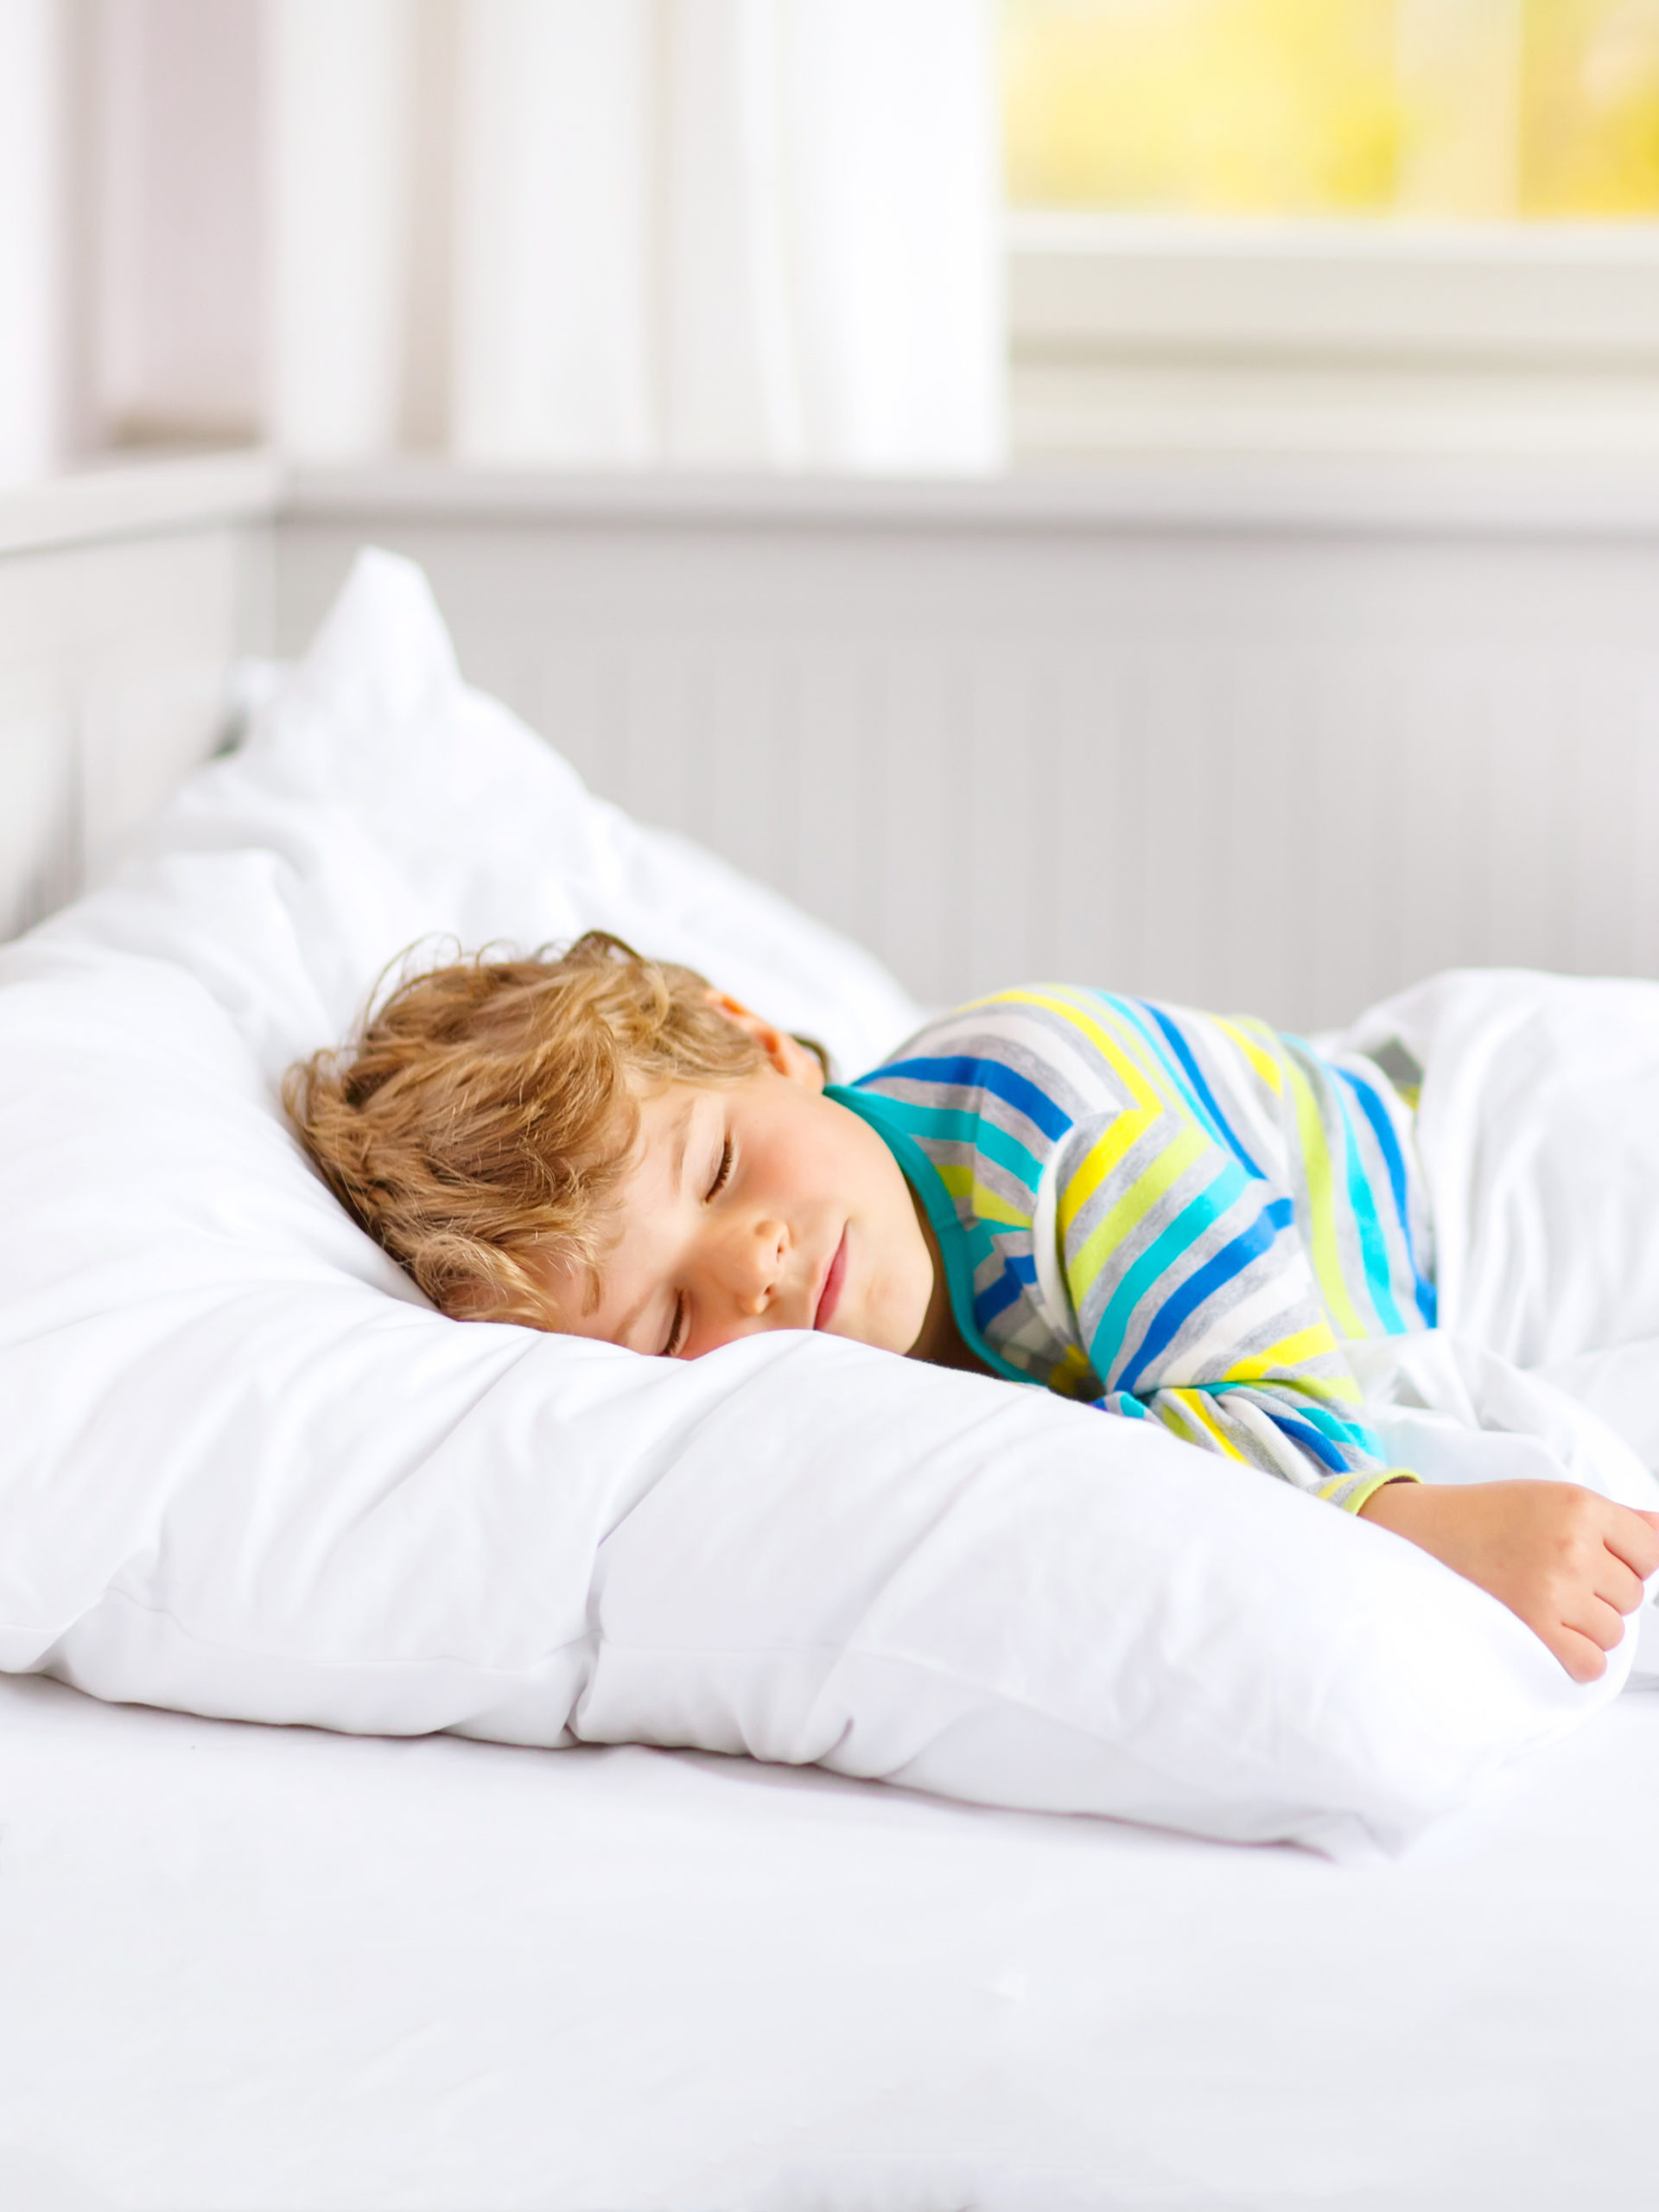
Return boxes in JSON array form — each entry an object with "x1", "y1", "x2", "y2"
[{"x1": 283, "y1": 931, "x2": 766, "y2": 1325}]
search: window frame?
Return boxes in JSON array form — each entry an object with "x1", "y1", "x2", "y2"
[{"x1": 1007, "y1": 210, "x2": 1659, "y2": 460}]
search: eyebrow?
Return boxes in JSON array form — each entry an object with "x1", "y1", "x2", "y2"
[{"x1": 609, "y1": 1096, "x2": 698, "y2": 1349}]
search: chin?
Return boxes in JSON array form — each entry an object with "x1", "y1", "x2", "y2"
[{"x1": 827, "y1": 1309, "x2": 900, "y2": 1357}]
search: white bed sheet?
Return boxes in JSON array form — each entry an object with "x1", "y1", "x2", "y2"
[{"x1": 3, "y1": 1674, "x2": 1656, "y2": 2212}]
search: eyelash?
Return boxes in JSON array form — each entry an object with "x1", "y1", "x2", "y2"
[
  {"x1": 664, "y1": 1138, "x2": 734, "y2": 1356},
  {"x1": 708, "y1": 1136, "x2": 733, "y2": 1199}
]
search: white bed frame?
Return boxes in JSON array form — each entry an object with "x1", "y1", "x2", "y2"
[{"x1": 9, "y1": 449, "x2": 1659, "y2": 1032}]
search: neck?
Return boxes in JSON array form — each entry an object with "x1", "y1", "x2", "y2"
[{"x1": 906, "y1": 1195, "x2": 993, "y2": 1376}]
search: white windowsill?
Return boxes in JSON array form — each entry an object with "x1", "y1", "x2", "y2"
[
  {"x1": 9, "y1": 442, "x2": 1659, "y2": 561},
  {"x1": 288, "y1": 454, "x2": 1659, "y2": 538},
  {"x1": 1007, "y1": 212, "x2": 1659, "y2": 462}
]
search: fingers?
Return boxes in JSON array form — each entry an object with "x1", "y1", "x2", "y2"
[
  {"x1": 1551, "y1": 1626, "x2": 1610, "y2": 1685},
  {"x1": 1602, "y1": 1503, "x2": 1659, "y2": 1583},
  {"x1": 1561, "y1": 1590, "x2": 1630, "y2": 1656},
  {"x1": 1548, "y1": 1500, "x2": 1655, "y2": 1683},
  {"x1": 1592, "y1": 1550, "x2": 1649, "y2": 1618}
]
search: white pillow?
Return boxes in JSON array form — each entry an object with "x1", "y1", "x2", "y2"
[{"x1": 0, "y1": 550, "x2": 1631, "y2": 1858}]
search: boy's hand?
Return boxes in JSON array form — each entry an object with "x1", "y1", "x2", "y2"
[{"x1": 1358, "y1": 1478, "x2": 1659, "y2": 1682}]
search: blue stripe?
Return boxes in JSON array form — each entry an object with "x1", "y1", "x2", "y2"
[
  {"x1": 1083, "y1": 991, "x2": 1240, "y2": 1153},
  {"x1": 1093, "y1": 1389, "x2": 1148, "y2": 1418},
  {"x1": 851, "y1": 1096, "x2": 1046, "y2": 1197},
  {"x1": 1196, "y1": 1380, "x2": 1384, "y2": 1459},
  {"x1": 824, "y1": 1086, "x2": 1035, "y2": 1388},
  {"x1": 973, "y1": 1268, "x2": 1025, "y2": 1331},
  {"x1": 1081, "y1": 1153, "x2": 1252, "y2": 1382},
  {"x1": 1328, "y1": 1077, "x2": 1406, "y2": 1337},
  {"x1": 1126, "y1": 998, "x2": 1268, "y2": 1183},
  {"x1": 1115, "y1": 1194, "x2": 1294, "y2": 1395},
  {"x1": 1332, "y1": 1063, "x2": 1438, "y2": 1328},
  {"x1": 1275, "y1": 1397, "x2": 1383, "y2": 1453},
  {"x1": 855, "y1": 1054, "x2": 1072, "y2": 1143},
  {"x1": 1264, "y1": 1410, "x2": 1351, "y2": 1473}
]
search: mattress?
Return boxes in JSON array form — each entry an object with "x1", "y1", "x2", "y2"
[{"x1": 3, "y1": 1669, "x2": 1656, "y2": 2212}]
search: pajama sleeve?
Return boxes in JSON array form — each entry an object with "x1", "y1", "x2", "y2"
[{"x1": 1055, "y1": 1111, "x2": 1417, "y2": 1514}]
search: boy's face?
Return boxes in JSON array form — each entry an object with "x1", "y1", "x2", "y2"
[{"x1": 529, "y1": 1000, "x2": 938, "y2": 1362}]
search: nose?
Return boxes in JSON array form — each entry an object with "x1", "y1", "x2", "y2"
[{"x1": 716, "y1": 1216, "x2": 788, "y2": 1318}]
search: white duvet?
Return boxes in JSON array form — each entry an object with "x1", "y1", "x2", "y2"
[{"x1": 1, "y1": 549, "x2": 1653, "y2": 1859}]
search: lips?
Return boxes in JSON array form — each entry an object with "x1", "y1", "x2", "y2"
[{"x1": 814, "y1": 1227, "x2": 849, "y2": 1331}]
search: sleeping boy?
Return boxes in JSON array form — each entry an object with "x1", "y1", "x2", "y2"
[{"x1": 286, "y1": 931, "x2": 1659, "y2": 1685}]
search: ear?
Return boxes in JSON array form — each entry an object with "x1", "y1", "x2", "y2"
[{"x1": 706, "y1": 991, "x2": 825, "y2": 1091}]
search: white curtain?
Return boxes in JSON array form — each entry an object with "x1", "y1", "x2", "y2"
[
  {"x1": 0, "y1": 0, "x2": 64, "y2": 483},
  {"x1": 94, "y1": 0, "x2": 266, "y2": 446},
  {"x1": 267, "y1": 0, "x2": 416, "y2": 460},
  {"x1": 449, "y1": 1, "x2": 658, "y2": 465},
  {"x1": 270, "y1": 0, "x2": 1006, "y2": 471},
  {"x1": 5, "y1": 0, "x2": 1002, "y2": 480}
]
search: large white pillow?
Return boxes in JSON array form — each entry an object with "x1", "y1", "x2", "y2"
[{"x1": 0, "y1": 550, "x2": 1632, "y2": 1857}]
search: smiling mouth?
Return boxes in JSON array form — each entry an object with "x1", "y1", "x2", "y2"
[{"x1": 814, "y1": 1228, "x2": 849, "y2": 1331}]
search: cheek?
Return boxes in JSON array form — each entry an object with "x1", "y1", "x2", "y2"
[
  {"x1": 834, "y1": 1120, "x2": 900, "y2": 1214},
  {"x1": 853, "y1": 1129, "x2": 927, "y2": 1268},
  {"x1": 766, "y1": 1099, "x2": 864, "y2": 1195}
]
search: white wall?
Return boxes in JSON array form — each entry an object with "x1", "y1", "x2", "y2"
[
  {"x1": 10, "y1": 454, "x2": 1659, "y2": 1036},
  {"x1": 273, "y1": 464, "x2": 1659, "y2": 1033},
  {"x1": 0, "y1": 453, "x2": 276, "y2": 938}
]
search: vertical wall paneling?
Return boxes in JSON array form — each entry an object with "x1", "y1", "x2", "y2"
[
  {"x1": 0, "y1": 478, "x2": 271, "y2": 938},
  {"x1": 21, "y1": 466, "x2": 1659, "y2": 1038},
  {"x1": 0, "y1": 660, "x2": 76, "y2": 940},
  {"x1": 251, "y1": 479, "x2": 1659, "y2": 1033}
]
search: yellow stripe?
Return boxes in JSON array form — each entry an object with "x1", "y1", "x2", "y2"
[
  {"x1": 1052, "y1": 1344, "x2": 1097, "y2": 1396},
  {"x1": 1281, "y1": 1057, "x2": 1367, "y2": 1339},
  {"x1": 1065, "y1": 1122, "x2": 1208, "y2": 1288},
  {"x1": 973, "y1": 1184, "x2": 1028, "y2": 1230},
  {"x1": 1210, "y1": 1014, "x2": 1284, "y2": 1096},
  {"x1": 1164, "y1": 1387, "x2": 1249, "y2": 1461},
  {"x1": 936, "y1": 1158, "x2": 1031, "y2": 1232},
  {"x1": 1056, "y1": 1109, "x2": 1157, "y2": 1238},
  {"x1": 996, "y1": 988, "x2": 1164, "y2": 1119},
  {"x1": 1325, "y1": 1468, "x2": 1421, "y2": 1515},
  {"x1": 985, "y1": 995, "x2": 1172, "y2": 1230},
  {"x1": 1153, "y1": 1396, "x2": 1209, "y2": 1451},
  {"x1": 988, "y1": 989, "x2": 1199, "y2": 1239},
  {"x1": 1224, "y1": 1324, "x2": 1363, "y2": 1403}
]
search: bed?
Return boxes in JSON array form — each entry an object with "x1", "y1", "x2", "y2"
[
  {"x1": 5, "y1": 460, "x2": 1659, "y2": 2212},
  {"x1": 3, "y1": 1666, "x2": 1656, "y2": 2212}
]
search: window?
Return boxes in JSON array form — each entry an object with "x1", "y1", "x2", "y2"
[{"x1": 1001, "y1": 1, "x2": 1659, "y2": 459}]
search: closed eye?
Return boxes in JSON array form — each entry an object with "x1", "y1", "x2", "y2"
[
  {"x1": 707, "y1": 1135, "x2": 733, "y2": 1200},
  {"x1": 663, "y1": 1294, "x2": 687, "y2": 1358}
]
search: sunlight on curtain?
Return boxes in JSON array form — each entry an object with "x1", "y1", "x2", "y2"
[
  {"x1": 453, "y1": 0, "x2": 1003, "y2": 470},
  {"x1": 1004, "y1": 0, "x2": 1659, "y2": 219}
]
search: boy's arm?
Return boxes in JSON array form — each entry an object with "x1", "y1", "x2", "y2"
[
  {"x1": 1077, "y1": 1239, "x2": 1412, "y2": 1510},
  {"x1": 1359, "y1": 1478, "x2": 1659, "y2": 1681},
  {"x1": 1056, "y1": 1126, "x2": 1414, "y2": 1512},
  {"x1": 1090, "y1": 1370, "x2": 1409, "y2": 1515}
]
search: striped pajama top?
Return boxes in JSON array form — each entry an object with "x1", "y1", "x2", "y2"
[{"x1": 827, "y1": 987, "x2": 1437, "y2": 1512}]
